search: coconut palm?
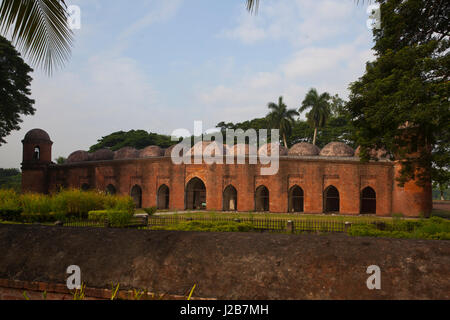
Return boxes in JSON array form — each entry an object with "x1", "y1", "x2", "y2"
[
  {"x1": 299, "y1": 88, "x2": 331, "y2": 146},
  {"x1": 267, "y1": 96, "x2": 299, "y2": 148},
  {"x1": 0, "y1": 0, "x2": 74, "y2": 74}
]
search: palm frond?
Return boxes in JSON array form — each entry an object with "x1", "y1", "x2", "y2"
[
  {"x1": 246, "y1": 0, "x2": 259, "y2": 14},
  {"x1": 0, "y1": 0, "x2": 74, "y2": 74}
]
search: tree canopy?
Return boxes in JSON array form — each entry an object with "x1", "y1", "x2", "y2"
[
  {"x1": 347, "y1": 0, "x2": 449, "y2": 187},
  {"x1": 0, "y1": 36, "x2": 35, "y2": 145},
  {"x1": 89, "y1": 130, "x2": 178, "y2": 152}
]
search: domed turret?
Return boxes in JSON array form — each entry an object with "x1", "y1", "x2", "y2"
[
  {"x1": 22, "y1": 128, "x2": 53, "y2": 164},
  {"x1": 113, "y1": 147, "x2": 139, "y2": 160},
  {"x1": 288, "y1": 142, "x2": 320, "y2": 156},
  {"x1": 67, "y1": 150, "x2": 91, "y2": 163},
  {"x1": 90, "y1": 148, "x2": 114, "y2": 161},
  {"x1": 319, "y1": 142, "x2": 354, "y2": 157},
  {"x1": 258, "y1": 143, "x2": 288, "y2": 157},
  {"x1": 139, "y1": 146, "x2": 164, "y2": 158}
]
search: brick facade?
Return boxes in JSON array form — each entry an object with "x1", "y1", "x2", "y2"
[{"x1": 21, "y1": 129, "x2": 432, "y2": 217}]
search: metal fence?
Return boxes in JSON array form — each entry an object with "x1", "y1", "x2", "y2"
[
  {"x1": 49, "y1": 215, "x2": 352, "y2": 233},
  {"x1": 146, "y1": 216, "x2": 349, "y2": 233}
]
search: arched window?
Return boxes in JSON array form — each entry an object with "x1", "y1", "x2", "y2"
[
  {"x1": 157, "y1": 185, "x2": 170, "y2": 210},
  {"x1": 131, "y1": 185, "x2": 143, "y2": 208},
  {"x1": 255, "y1": 185, "x2": 269, "y2": 212},
  {"x1": 223, "y1": 185, "x2": 237, "y2": 211},
  {"x1": 361, "y1": 187, "x2": 376, "y2": 214},
  {"x1": 106, "y1": 184, "x2": 116, "y2": 195},
  {"x1": 324, "y1": 185, "x2": 340, "y2": 213},
  {"x1": 185, "y1": 178, "x2": 206, "y2": 210},
  {"x1": 288, "y1": 185, "x2": 304, "y2": 213},
  {"x1": 33, "y1": 146, "x2": 40, "y2": 160}
]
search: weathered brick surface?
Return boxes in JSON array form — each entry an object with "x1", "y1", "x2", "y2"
[
  {"x1": 22, "y1": 132, "x2": 432, "y2": 217},
  {"x1": 0, "y1": 225, "x2": 449, "y2": 300}
]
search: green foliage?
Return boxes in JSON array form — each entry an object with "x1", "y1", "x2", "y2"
[
  {"x1": 89, "y1": 130, "x2": 178, "y2": 152},
  {"x1": 266, "y1": 96, "x2": 299, "y2": 147},
  {"x1": 349, "y1": 216, "x2": 450, "y2": 240},
  {"x1": 143, "y1": 207, "x2": 157, "y2": 216},
  {"x1": 299, "y1": 88, "x2": 332, "y2": 145},
  {"x1": 150, "y1": 220, "x2": 256, "y2": 233},
  {"x1": 0, "y1": 36, "x2": 35, "y2": 145},
  {"x1": 0, "y1": 189, "x2": 135, "y2": 223},
  {"x1": 0, "y1": 168, "x2": 21, "y2": 192},
  {"x1": 88, "y1": 210, "x2": 108, "y2": 222},
  {"x1": 347, "y1": 0, "x2": 449, "y2": 187},
  {"x1": 107, "y1": 210, "x2": 133, "y2": 228}
]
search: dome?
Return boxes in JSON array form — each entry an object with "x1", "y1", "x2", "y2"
[
  {"x1": 186, "y1": 141, "x2": 227, "y2": 157},
  {"x1": 113, "y1": 147, "x2": 139, "y2": 160},
  {"x1": 319, "y1": 142, "x2": 354, "y2": 157},
  {"x1": 67, "y1": 150, "x2": 90, "y2": 163},
  {"x1": 24, "y1": 129, "x2": 51, "y2": 142},
  {"x1": 258, "y1": 143, "x2": 288, "y2": 157},
  {"x1": 288, "y1": 142, "x2": 320, "y2": 156},
  {"x1": 355, "y1": 146, "x2": 390, "y2": 160},
  {"x1": 164, "y1": 144, "x2": 179, "y2": 157},
  {"x1": 230, "y1": 144, "x2": 258, "y2": 157},
  {"x1": 139, "y1": 146, "x2": 164, "y2": 158},
  {"x1": 90, "y1": 148, "x2": 114, "y2": 161}
]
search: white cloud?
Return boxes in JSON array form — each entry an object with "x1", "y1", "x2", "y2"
[{"x1": 220, "y1": 0, "x2": 360, "y2": 46}]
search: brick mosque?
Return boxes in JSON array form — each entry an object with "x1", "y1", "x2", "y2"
[{"x1": 21, "y1": 128, "x2": 432, "y2": 217}]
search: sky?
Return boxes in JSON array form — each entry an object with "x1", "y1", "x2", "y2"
[{"x1": 0, "y1": 0, "x2": 376, "y2": 168}]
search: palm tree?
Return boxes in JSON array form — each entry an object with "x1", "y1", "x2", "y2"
[
  {"x1": 0, "y1": 0, "x2": 74, "y2": 74},
  {"x1": 267, "y1": 96, "x2": 299, "y2": 148},
  {"x1": 299, "y1": 88, "x2": 331, "y2": 146}
]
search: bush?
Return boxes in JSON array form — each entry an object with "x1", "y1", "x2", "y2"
[
  {"x1": 88, "y1": 210, "x2": 108, "y2": 222},
  {"x1": 349, "y1": 217, "x2": 450, "y2": 240},
  {"x1": 143, "y1": 207, "x2": 157, "y2": 215},
  {"x1": 150, "y1": 221, "x2": 255, "y2": 233},
  {"x1": 107, "y1": 210, "x2": 133, "y2": 227}
]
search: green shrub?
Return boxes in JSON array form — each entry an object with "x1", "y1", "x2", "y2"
[
  {"x1": 150, "y1": 221, "x2": 255, "y2": 233},
  {"x1": 349, "y1": 218, "x2": 450, "y2": 240},
  {"x1": 107, "y1": 210, "x2": 133, "y2": 227},
  {"x1": 21, "y1": 193, "x2": 53, "y2": 215},
  {"x1": 0, "y1": 189, "x2": 22, "y2": 221},
  {"x1": 88, "y1": 210, "x2": 108, "y2": 222},
  {"x1": 143, "y1": 207, "x2": 157, "y2": 216}
]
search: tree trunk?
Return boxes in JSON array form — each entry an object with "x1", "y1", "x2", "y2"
[
  {"x1": 283, "y1": 134, "x2": 288, "y2": 148},
  {"x1": 313, "y1": 128, "x2": 317, "y2": 145},
  {"x1": 441, "y1": 189, "x2": 445, "y2": 201}
]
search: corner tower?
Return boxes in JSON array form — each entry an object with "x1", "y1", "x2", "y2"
[{"x1": 21, "y1": 129, "x2": 53, "y2": 193}]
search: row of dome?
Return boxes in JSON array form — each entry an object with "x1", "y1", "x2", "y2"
[{"x1": 66, "y1": 142, "x2": 389, "y2": 164}]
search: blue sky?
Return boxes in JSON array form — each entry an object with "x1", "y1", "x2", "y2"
[{"x1": 0, "y1": 0, "x2": 376, "y2": 168}]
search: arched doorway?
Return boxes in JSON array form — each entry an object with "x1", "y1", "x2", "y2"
[
  {"x1": 255, "y1": 185, "x2": 269, "y2": 212},
  {"x1": 106, "y1": 184, "x2": 116, "y2": 195},
  {"x1": 131, "y1": 185, "x2": 142, "y2": 208},
  {"x1": 157, "y1": 185, "x2": 170, "y2": 210},
  {"x1": 324, "y1": 185, "x2": 339, "y2": 213},
  {"x1": 223, "y1": 185, "x2": 237, "y2": 211},
  {"x1": 361, "y1": 187, "x2": 376, "y2": 214},
  {"x1": 185, "y1": 178, "x2": 206, "y2": 210},
  {"x1": 81, "y1": 183, "x2": 90, "y2": 191},
  {"x1": 288, "y1": 186, "x2": 304, "y2": 212}
]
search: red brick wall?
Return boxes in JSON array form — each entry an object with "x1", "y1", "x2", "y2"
[{"x1": 37, "y1": 156, "x2": 418, "y2": 216}]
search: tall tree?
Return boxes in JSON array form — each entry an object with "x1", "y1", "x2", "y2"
[
  {"x1": 299, "y1": 88, "x2": 331, "y2": 146},
  {"x1": 0, "y1": 0, "x2": 73, "y2": 74},
  {"x1": 347, "y1": 0, "x2": 449, "y2": 187},
  {"x1": 0, "y1": 36, "x2": 35, "y2": 145},
  {"x1": 267, "y1": 96, "x2": 299, "y2": 148}
]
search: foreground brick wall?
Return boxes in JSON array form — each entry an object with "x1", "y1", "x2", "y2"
[{"x1": 1, "y1": 225, "x2": 448, "y2": 300}]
